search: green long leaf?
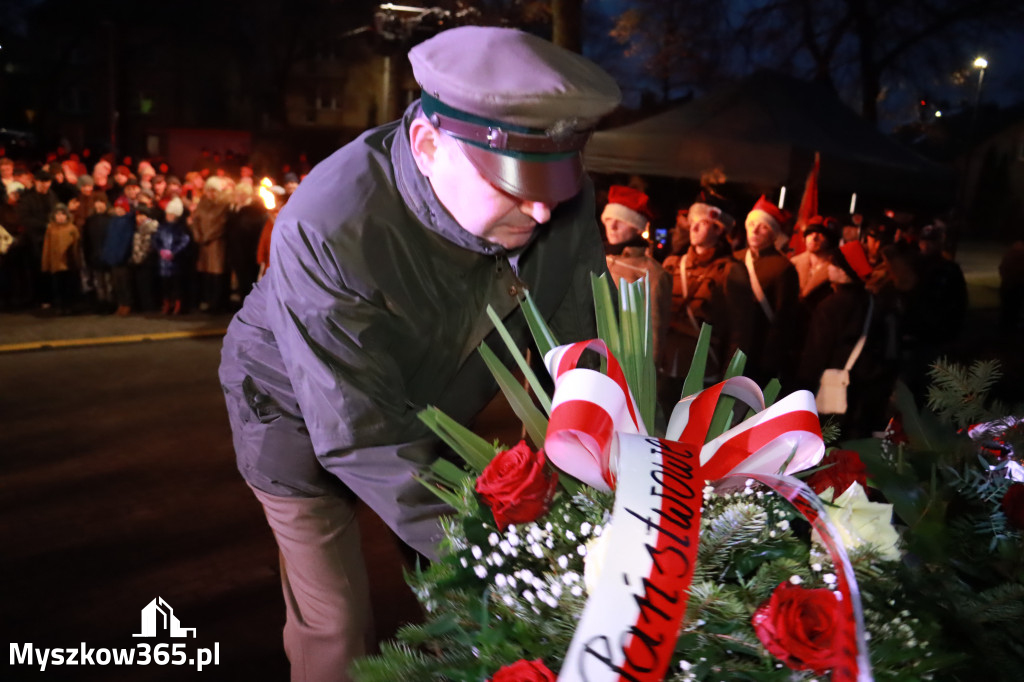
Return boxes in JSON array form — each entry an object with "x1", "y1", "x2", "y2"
[
  {"x1": 418, "y1": 407, "x2": 495, "y2": 473},
  {"x1": 415, "y1": 475, "x2": 463, "y2": 508},
  {"x1": 519, "y1": 291, "x2": 558, "y2": 359},
  {"x1": 744, "y1": 377, "x2": 782, "y2": 422},
  {"x1": 430, "y1": 457, "x2": 471, "y2": 488},
  {"x1": 479, "y1": 342, "x2": 549, "y2": 449},
  {"x1": 892, "y1": 380, "x2": 936, "y2": 451},
  {"x1": 682, "y1": 323, "x2": 713, "y2": 399},
  {"x1": 485, "y1": 305, "x2": 551, "y2": 413},
  {"x1": 762, "y1": 379, "x2": 781, "y2": 407},
  {"x1": 617, "y1": 277, "x2": 656, "y2": 433},
  {"x1": 706, "y1": 350, "x2": 747, "y2": 441},
  {"x1": 591, "y1": 273, "x2": 618, "y2": 364}
]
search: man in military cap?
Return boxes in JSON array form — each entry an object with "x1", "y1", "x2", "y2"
[{"x1": 219, "y1": 26, "x2": 620, "y2": 681}]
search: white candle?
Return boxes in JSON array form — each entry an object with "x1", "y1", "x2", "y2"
[
  {"x1": 779, "y1": 186, "x2": 786, "y2": 209},
  {"x1": 849, "y1": 192, "x2": 857, "y2": 214}
]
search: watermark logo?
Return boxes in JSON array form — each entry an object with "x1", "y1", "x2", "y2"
[
  {"x1": 134, "y1": 597, "x2": 196, "y2": 638},
  {"x1": 10, "y1": 597, "x2": 220, "y2": 672}
]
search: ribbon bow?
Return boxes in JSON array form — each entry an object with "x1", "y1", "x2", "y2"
[
  {"x1": 544, "y1": 339, "x2": 823, "y2": 491},
  {"x1": 542, "y1": 340, "x2": 871, "y2": 682}
]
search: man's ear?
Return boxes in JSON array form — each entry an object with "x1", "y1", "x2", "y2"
[{"x1": 409, "y1": 118, "x2": 441, "y2": 177}]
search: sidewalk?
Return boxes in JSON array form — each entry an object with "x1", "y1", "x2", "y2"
[{"x1": 0, "y1": 309, "x2": 233, "y2": 352}]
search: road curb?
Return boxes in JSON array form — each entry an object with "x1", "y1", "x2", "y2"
[{"x1": 0, "y1": 328, "x2": 227, "y2": 353}]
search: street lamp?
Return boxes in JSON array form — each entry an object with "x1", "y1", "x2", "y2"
[
  {"x1": 973, "y1": 56, "x2": 988, "y2": 107},
  {"x1": 958, "y1": 55, "x2": 990, "y2": 257}
]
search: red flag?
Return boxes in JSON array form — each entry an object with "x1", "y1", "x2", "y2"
[{"x1": 789, "y1": 152, "x2": 820, "y2": 255}]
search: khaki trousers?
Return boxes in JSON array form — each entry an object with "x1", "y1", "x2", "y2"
[{"x1": 251, "y1": 486, "x2": 374, "y2": 682}]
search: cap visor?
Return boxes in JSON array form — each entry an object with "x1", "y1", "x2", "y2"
[{"x1": 457, "y1": 140, "x2": 583, "y2": 205}]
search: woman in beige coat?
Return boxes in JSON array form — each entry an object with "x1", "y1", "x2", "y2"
[{"x1": 189, "y1": 176, "x2": 231, "y2": 312}]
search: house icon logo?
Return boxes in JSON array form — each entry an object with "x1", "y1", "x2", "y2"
[{"x1": 133, "y1": 597, "x2": 196, "y2": 638}]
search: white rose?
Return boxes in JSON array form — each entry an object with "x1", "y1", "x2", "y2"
[
  {"x1": 816, "y1": 482, "x2": 901, "y2": 562},
  {"x1": 582, "y1": 531, "x2": 612, "y2": 595}
]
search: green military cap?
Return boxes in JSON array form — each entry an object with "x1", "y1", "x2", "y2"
[{"x1": 409, "y1": 26, "x2": 621, "y2": 204}]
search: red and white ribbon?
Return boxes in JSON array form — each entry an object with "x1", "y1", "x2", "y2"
[
  {"x1": 543, "y1": 341, "x2": 872, "y2": 682},
  {"x1": 544, "y1": 340, "x2": 646, "y2": 491}
]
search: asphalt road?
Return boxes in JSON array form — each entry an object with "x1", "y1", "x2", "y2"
[{"x1": 0, "y1": 337, "x2": 423, "y2": 681}]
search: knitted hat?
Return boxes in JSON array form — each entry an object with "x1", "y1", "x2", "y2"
[
  {"x1": 601, "y1": 185, "x2": 650, "y2": 231},
  {"x1": 165, "y1": 196, "x2": 184, "y2": 218},
  {"x1": 836, "y1": 241, "x2": 873, "y2": 281},
  {"x1": 746, "y1": 195, "x2": 790, "y2": 234},
  {"x1": 114, "y1": 196, "x2": 132, "y2": 212},
  {"x1": 77, "y1": 175, "x2": 95, "y2": 188}
]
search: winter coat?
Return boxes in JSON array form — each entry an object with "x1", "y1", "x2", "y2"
[
  {"x1": 131, "y1": 217, "x2": 159, "y2": 265},
  {"x1": 40, "y1": 222, "x2": 80, "y2": 273},
  {"x1": 218, "y1": 102, "x2": 608, "y2": 557},
  {"x1": 101, "y1": 212, "x2": 136, "y2": 267},
  {"x1": 662, "y1": 243, "x2": 753, "y2": 380},
  {"x1": 191, "y1": 197, "x2": 229, "y2": 274},
  {"x1": 16, "y1": 189, "x2": 57, "y2": 244},
  {"x1": 152, "y1": 220, "x2": 191, "y2": 278},
  {"x1": 605, "y1": 243, "x2": 672, "y2": 361},
  {"x1": 733, "y1": 245, "x2": 801, "y2": 385},
  {"x1": 796, "y1": 283, "x2": 898, "y2": 437},
  {"x1": 83, "y1": 213, "x2": 112, "y2": 268},
  {"x1": 226, "y1": 202, "x2": 267, "y2": 273}
]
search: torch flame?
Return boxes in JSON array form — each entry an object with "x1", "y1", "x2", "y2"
[{"x1": 258, "y1": 177, "x2": 276, "y2": 210}]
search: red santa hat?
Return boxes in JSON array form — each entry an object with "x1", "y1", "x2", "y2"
[
  {"x1": 688, "y1": 201, "x2": 735, "y2": 231},
  {"x1": 601, "y1": 185, "x2": 650, "y2": 231},
  {"x1": 746, "y1": 195, "x2": 790, "y2": 234}
]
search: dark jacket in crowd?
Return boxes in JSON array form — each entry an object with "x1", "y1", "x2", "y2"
[
  {"x1": 16, "y1": 189, "x2": 58, "y2": 246},
  {"x1": 226, "y1": 201, "x2": 268, "y2": 297},
  {"x1": 734, "y1": 244, "x2": 800, "y2": 386},
  {"x1": 83, "y1": 213, "x2": 112, "y2": 268},
  {"x1": 796, "y1": 283, "x2": 898, "y2": 438},
  {"x1": 101, "y1": 212, "x2": 136, "y2": 267}
]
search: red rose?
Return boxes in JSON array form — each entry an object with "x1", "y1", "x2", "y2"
[
  {"x1": 752, "y1": 582, "x2": 845, "y2": 674},
  {"x1": 491, "y1": 659, "x2": 557, "y2": 682},
  {"x1": 475, "y1": 440, "x2": 559, "y2": 531},
  {"x1": 1002, "y1": 483, "x2": 1024, "y2": 530},
  {"x1": 806, "y1": 449, "x2": 868, "y2": 496}
]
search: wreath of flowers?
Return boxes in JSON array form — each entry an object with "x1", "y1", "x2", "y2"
[{"x1": 352, "y1": 280, "x2": 1023, "y2": 682}]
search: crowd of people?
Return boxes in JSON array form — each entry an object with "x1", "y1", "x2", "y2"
[
  {"x1": 0, "y1": 142, "x2": 986, "y2": 439},
  {"x1": 0, "y1": 143, "x2": 985, "y2": 440},
  {"x1": 0, "y1": 151, "x2": 301, "y2": 316},
  {"x1": 599, "y1": 184, "x2": 971, "y2": 438}
]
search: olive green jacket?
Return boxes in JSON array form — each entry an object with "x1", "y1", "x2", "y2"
[{"x1": 219, "y1": 103, "x2": 606, "y2": 556}]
